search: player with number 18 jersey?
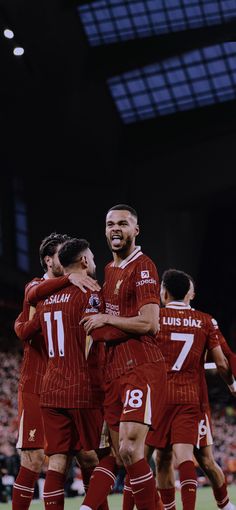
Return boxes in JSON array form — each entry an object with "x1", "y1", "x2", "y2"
[{"x1": 102, "y1": 247, "x2": 166, "y2": 431}]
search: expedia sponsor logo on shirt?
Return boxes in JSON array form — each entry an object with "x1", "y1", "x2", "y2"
[
  {"x1": 136, "y1": 278, "x2": 156, "y2": 287},
  {"x1": 141, "y1": 270, "x2": 149, "y2": 279}
]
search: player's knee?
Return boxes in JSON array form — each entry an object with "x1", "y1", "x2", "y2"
[
  {"x1": 77, "y1": 449, "x2": 99, "y2": 469},
  {"x1": 21, "y1": 449, "x2": 45, "y2": 472},
  {"x1": 156, "y1": 450, "x2": 173, "y2": 473},
  {"x1": 48, "y1": 454, "x2": 67, "y2": 474},
  {"x1": 119, "y1": 441, "x2": 136, "y2": 464}
]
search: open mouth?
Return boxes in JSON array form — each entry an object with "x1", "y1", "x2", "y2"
[{"x1": 111, "y1": 235, "x2": 122, "y2": 246}]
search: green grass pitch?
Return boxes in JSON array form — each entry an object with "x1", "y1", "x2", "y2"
[{"x1": 4, "y1": 484, "x2": 236, "y2": 509}]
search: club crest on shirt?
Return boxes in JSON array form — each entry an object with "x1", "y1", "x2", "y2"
[
  {"x1": 114, "y1": 280, "x2": 123, "y2": 295},
  {"x1": 28, "y1": 429, "x2": 36, "y2": 442}
]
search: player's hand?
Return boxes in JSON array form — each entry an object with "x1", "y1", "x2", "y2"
[
  {"x1": 68, "y1": 273, "x2": 101, "y2": 293},
  {"x1": 228, "y1": 379, "x2": 236, "y2": 397},
  {"x1": 80, "y1": 313, "x2": 108, "y2": 333}
]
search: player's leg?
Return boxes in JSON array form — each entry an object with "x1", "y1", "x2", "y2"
[
  {"x1": 78, "y1": 404, "x2": 120, "y2": 510},
  {"x1": 80, "y1": 428, "x2": 120, "y2": 510},
  {"x1": 120, "y1": 421, "x2": 162, "y2": 510},
  {"x1": 43, "y1": 454, "x2": 68, "y2": 510},
  {"x1": 173, "y1": 443, "x2": 197, "y2": 510},
  {"x1": 119, "y1": 362, "x2": 166, "y2": 510},
  {"x1": 156, "y1": 447, "x2": 176, "y2": 510},
  {"x1": 12, "y1": 392, "x2": 45, "y2": 510},
  {"x1": 194, "y1": 445, "x2": 236, "y2": 510},
  {"x1": 41, "y1": 407, "x2": 75, "y2": 510},
  {"x1": 122, "y1": 444, "x2": 155, "y2": 510},
  {"x1": 77, "y1": 448, "x2": 111, "y2": 510}
]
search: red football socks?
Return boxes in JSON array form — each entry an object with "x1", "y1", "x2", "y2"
[
  {"x1": 159, "y1": 487, "x2": 176, "y2": 509},
  {"x1": 179, "y1": 460, "x2": 198, "y2": 510},
  {"x1": 123, "y1": 474, "x2": 135, "y2": 510},
  {"x1": 80, "y1": 465, "x2": 109, "y2": 510},
  {"x1": 213, "y1": 482, "x2": 230, "y2": 509},
  {"x1": 81, "y1": 466, "x2": 95, "y2": 494},
  {"x1": 126, "y1": 458, "x2": 157, "y2": 510},
  {"x1": 12, "y1": 466, "x2": 39, "y2": 510},
  {"x1": 43, "y1": 470, "x2": 65, "y2": 509},
  {"x1": 82, "y1": 455, "x2": 117, "y2": 509}
]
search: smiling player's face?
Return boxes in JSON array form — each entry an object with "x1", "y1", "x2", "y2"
[{"x1": 105, "y1": 210, "x2": 139, "y2": 254}]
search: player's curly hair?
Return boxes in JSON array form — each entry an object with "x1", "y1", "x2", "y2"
[
  {"x1": 162, "y1": 269, "x2": 190, "y2": 300},
  {"x1": 58, "y1": 238, "x2": 90, "y2": 268},
  {"x1": 39, "y1": 232, "x2": 70, "y2": 271}
]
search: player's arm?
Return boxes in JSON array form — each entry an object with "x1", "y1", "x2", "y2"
[
  {"x1": 207, "y1": 317, "x2": 236, "y2": 378},
  {"x1": 27, "y1": 274, "x2": 100, "y2": 305},
  {"x1": 80, "y1": 303, "x2": 160, "y2": 336},
  {"x1": 91, "y1": 325, "x2": 130, "y2": 343},
  {"x1": 14, "y1": 309, "x2": 41, "y2": 341},
  {"x1": 210, "y1": 345, "x2": 236, "y2": 397},
  {"x1": 218, "y1": 335, "x2": 236, "y2": 377}
]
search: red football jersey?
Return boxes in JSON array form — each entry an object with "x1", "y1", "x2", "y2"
[
  {"x1": 37, "y1": 284, "x2": 104, "y2": 408},
  {"x1": 158, "y1": 302, "x2": 220, "y2": 404},
  {"x1": 103, "y1": 247, "x2": 163, "y2": 382},
  {"x1": 14, "y1": 277, "x2": 48, "y2": 394}
]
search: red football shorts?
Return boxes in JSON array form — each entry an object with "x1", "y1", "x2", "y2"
[
  {"x1": 16, "y1": 391, "x2": 45, "y2": 449},
  {"x1": 104, "y1": 361, "x2": 167, "y2": 432},
  {"x1": 41, "y1": 407, "x2": 105, "y2": 455},
  {"x1": 196, "y1": 407, "x2": 213, "y2": 448},
  {"x1": 146, "y1": 404, "x2": 200, "y2": 449}
]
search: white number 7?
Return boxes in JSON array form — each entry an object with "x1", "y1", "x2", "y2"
[{"x1": 171, "y1": 332, "x2": 194, "y2": 371}]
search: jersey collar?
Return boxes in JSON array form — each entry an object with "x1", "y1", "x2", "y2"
[
  {"x1": 112, "y1": 246, "x2": 142, "y2": 269},
  {"x1": 166, "y1": 301, "x2": 191, "y2": 310}
]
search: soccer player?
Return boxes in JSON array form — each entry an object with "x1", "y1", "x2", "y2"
[
  {"x1": 147, "y1": 269, "x2": 236, "y2": 510},
  {"x1": 13, "y1": 232, "x2": 70, "y2": 510},
  {"x1": 191, "y1": 279, "x2": 236, "y2": 510},
  {"x1": 31, "y1": 238, "x2": 111, "y2": 510},
  {"x1": 79, "y1": 204, "x2": 167, "y2": 510}
]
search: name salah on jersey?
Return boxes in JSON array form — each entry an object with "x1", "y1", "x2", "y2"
[
  {"x1": 43, "y1": 293, "x2": 71, "y2": 305},
  {"x1": 162, "y1": 316, "x2": 202, "y2": 328}
]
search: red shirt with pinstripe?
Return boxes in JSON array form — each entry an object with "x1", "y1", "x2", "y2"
[{"x1": 102, "y1": 246, "x2": 164, "y2": 382}]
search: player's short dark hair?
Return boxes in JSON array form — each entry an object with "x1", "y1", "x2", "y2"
[
  {"x1": 162, "y1": 269, "x2": 190, "y2": 300},
  {"x1": 107, "y1": 204, "x2": 138, "y2": 221},
  {"x1": 58, "y1": 238, "x2": 90, "y2": 268},
  {"x1": 39, "y1": 233, "x2": 70, "y2": 271}
]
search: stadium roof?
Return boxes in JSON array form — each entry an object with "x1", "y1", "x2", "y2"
[{"x1": 0, "y1": 0, "x2": 236, "y2": 180}]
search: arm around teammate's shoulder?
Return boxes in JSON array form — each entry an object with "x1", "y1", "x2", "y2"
[{"x1": 210, "y1": 345, "x2": 236, "y2": 397}]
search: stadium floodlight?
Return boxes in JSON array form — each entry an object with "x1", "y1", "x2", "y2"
[
  {"x1": 13, "y1": 47, "x2": 24, "y2": 56},
  {"x1": 3, "y1": 28, "x2": 14, "y2": 39},
  {"x1": 107, "y1": 41, "x2": 236, "y2": 123},
  {"x1": 78, "y1": 0, "x2": 236, "y2": 46}
]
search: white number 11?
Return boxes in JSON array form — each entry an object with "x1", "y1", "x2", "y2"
[{"x1": 44, "y1": 311, "x2": 65, "y2": 358}]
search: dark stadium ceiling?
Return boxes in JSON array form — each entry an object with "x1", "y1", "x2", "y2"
[{"x1": 0, "y1": 0, "x2": 236, "y2": 179}]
